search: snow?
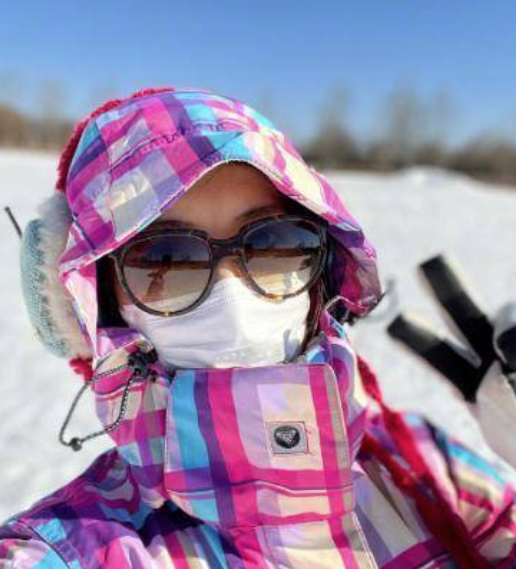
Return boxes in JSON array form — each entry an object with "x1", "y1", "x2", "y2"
[{"x1": 1, "y1": 149, "x2": 515, "y2": 522}]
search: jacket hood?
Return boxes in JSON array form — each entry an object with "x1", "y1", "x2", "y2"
[{"x1": 56, "y1": 86, "x2": 383, "y2": 364}]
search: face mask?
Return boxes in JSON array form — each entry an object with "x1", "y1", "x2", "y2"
[{"x1": 119, "y1": 277, "x2": 312, "y2": 371}]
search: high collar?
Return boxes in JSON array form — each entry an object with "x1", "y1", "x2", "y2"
[{"x1": 89, "y1": 314, "x2": 369, "y2": 531}]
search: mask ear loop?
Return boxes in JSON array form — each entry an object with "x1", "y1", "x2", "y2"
[
  {"x1": 297, "y1": 277, "x2": 355, "y2": 356},
  {"x1": 322, "y1": 294, "x2": 352, "y2": 323}
]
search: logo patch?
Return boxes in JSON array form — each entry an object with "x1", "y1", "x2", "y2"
[{"x1": 268, "y1": 421, "x2": 308, "y2": 454}]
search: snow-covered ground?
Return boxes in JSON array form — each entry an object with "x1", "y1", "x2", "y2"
[{"x1": 1, "y1": 149, "x2": 515, "y2": 522}]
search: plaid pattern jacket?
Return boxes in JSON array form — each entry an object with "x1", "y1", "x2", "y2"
[{"x1": 1, "y1": 87, "x2": 515, "y2": 568}]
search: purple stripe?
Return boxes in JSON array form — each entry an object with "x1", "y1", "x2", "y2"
[
  {"x1": 194, "y1": 370, "x2": 237, "y2": 527},
  {"x1": 68, "y1": 132, "x2": 107, "y2": 184}
]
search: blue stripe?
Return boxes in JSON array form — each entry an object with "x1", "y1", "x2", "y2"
[
  {"x1": 172, "y1": 371, "x2": 210, "y2": 469},
  {"x1": 186, "y1": 103, "x2": 217, "y2": 123},
  {"x1": 198, "y1": 524, "x2": 231, "y2": 568},
  {"x1": 437, "y1": 431, "x2": 506, "y2": 486},
  {"x1": 35, "y1": 518, "x2": 66, "y2": 543},
  {"x1": 33, "y1": 549, "x2": 70, "y2": 568}
]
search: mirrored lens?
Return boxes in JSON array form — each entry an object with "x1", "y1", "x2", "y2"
[
  {"x1": 243, "y1": 219, "x2": 323, "y2": 296},
  {"x1": 122, "y1": 235, "x2": 211, "y2": 313}
]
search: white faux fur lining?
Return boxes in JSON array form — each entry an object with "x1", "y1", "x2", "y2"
[{"x1": 35, "y1": 192, "x2": 93, "y2": 359}]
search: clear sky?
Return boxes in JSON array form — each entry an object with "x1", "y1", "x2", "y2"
[{"x1": 1, "y1": 0, "x2": 515, "y2": 146}]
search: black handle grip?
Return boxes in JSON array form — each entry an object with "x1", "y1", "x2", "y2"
[
  {"x1": 418, "y1": 254, "x2": 496, "y2": 371},
  {"x1": 493, "y1": 302, "x2": 516, "y2": 371},
  {"x1": 387, "y1": 312, "x2": 482, "y2": 402}
]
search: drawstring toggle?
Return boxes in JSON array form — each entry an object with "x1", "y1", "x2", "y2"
[{"x1": 59, "y1": 347, "x2": 158, "y2": 452}]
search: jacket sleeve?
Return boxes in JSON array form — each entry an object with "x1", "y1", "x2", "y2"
[
  {"x1": 0, "y1": 519, "x2": 69, "y2": 568},
  {"x1": 425, "y1": 417, "x2": 516, "y2": 566}
]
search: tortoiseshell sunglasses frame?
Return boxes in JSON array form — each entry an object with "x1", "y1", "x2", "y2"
[{"x1": 108, "y1": 213, "x2": 330, "y2": 317}]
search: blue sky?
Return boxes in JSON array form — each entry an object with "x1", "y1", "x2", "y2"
[{"x1": 1, "y1": 0, "x2": 515, "y2": 146}]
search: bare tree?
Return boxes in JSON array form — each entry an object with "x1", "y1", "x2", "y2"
[
  {"x1": 36, "y1": 77, "x2": 68, "y2": 122},
  {"x1": 0, "y1": 70, "x2": 30, "y2": 147},
  {"x1": 302, "y1": 84, "x2": 360, "y2": 169},
  {"x1": 413, "y1": 89, "x2": 457, "y2": 166},
  {"x1": 0, "y1": 105, "x2": 30, "y2": 147},
  {"x1": 0, "y1": 70, "x2": 24, "y2": 108},
  {"x1": 85, "y1": 81, "x2": 119, "y2": 113},
  {"x1": 449, "y1": 133, "x2": 516, "y2": 184},
  {"x1": 426, "y1": 89, "x2": 456, "y2": 149},
  {"x1": 374, "y1": 84, "x2": 427, "y2": 167},
  {"x1": 31, "y1": 77, "x2": 72, "y2": 149}
]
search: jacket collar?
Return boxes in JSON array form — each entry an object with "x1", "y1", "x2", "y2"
[{"x1": 90, "y1": 310, "x2": 369, "y2": 530}]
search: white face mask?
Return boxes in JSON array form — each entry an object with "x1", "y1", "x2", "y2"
[{"x1": 119, "y1": 277, "x2": 312, "y2": 371}]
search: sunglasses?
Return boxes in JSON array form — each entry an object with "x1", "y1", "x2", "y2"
[{"x1": 107, "y1": 213, "x2": 329, "y2": 317}]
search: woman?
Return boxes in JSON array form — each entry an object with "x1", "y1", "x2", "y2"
[{"x1": 1, "y1": 86, "x2": 515, "y2": 568}]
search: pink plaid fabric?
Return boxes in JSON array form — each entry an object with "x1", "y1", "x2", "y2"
[{"x1": 1, "y1": 87, "x2": 515, "y2": 568}]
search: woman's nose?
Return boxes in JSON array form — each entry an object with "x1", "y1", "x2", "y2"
[{"x1": 213, "y1": 257, "x2": 246, "y2": 281}]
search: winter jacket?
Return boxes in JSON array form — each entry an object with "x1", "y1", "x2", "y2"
[{"x1": 1, "y1": 87, "x2": 515, "y2": 568}]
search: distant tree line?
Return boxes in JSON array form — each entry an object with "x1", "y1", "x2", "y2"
[
  {"x1": 0, "y1": 72, "x2": 106, "y2": 152},
  {"x1": 0, "y1": 103, "x2": 72, "y2": 150},
  {"x1": 299, "y1": 85, "x2": 516, "y2": 187},
  {"x1": 1, "y1": 77, "x2": 516, "y2": 187}
]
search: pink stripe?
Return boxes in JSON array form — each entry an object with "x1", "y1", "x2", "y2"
[
  {"x1": 310, "y1": 367, "x2": 349, "y2": 517},
  {"x1": 230, "y1": 526, "x2": 272, "y2": 569},
  {"x1": 95, "y1": 537, "x2": 132, "y2": 568},
  {"x1": 458, "y1": 485, "x2": 499, "y2": 512},
  {"x1": 163, "y1": 531, "x2": 192, "y2": 569},
  {"x1": 328, "y1": 516, "x2": 362, "y2": 569},
  {"x1": 209, "y1": 369, "x2": 260, "y2": 526}
]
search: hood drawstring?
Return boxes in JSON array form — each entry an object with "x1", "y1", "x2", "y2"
[{"x1": 59, "y1": 349, "x2": 158, "y2": 452}]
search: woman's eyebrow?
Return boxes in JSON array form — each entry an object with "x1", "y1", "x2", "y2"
[
  {"x1": 153, "y1": 219, "x2": 195, "y2": 229},
  {"x1": 237, "y1": 204, "x2": 287, "y2": 222},
  {"x1": 153, "y1": 204, "x2": 289, "y2": 229}
]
